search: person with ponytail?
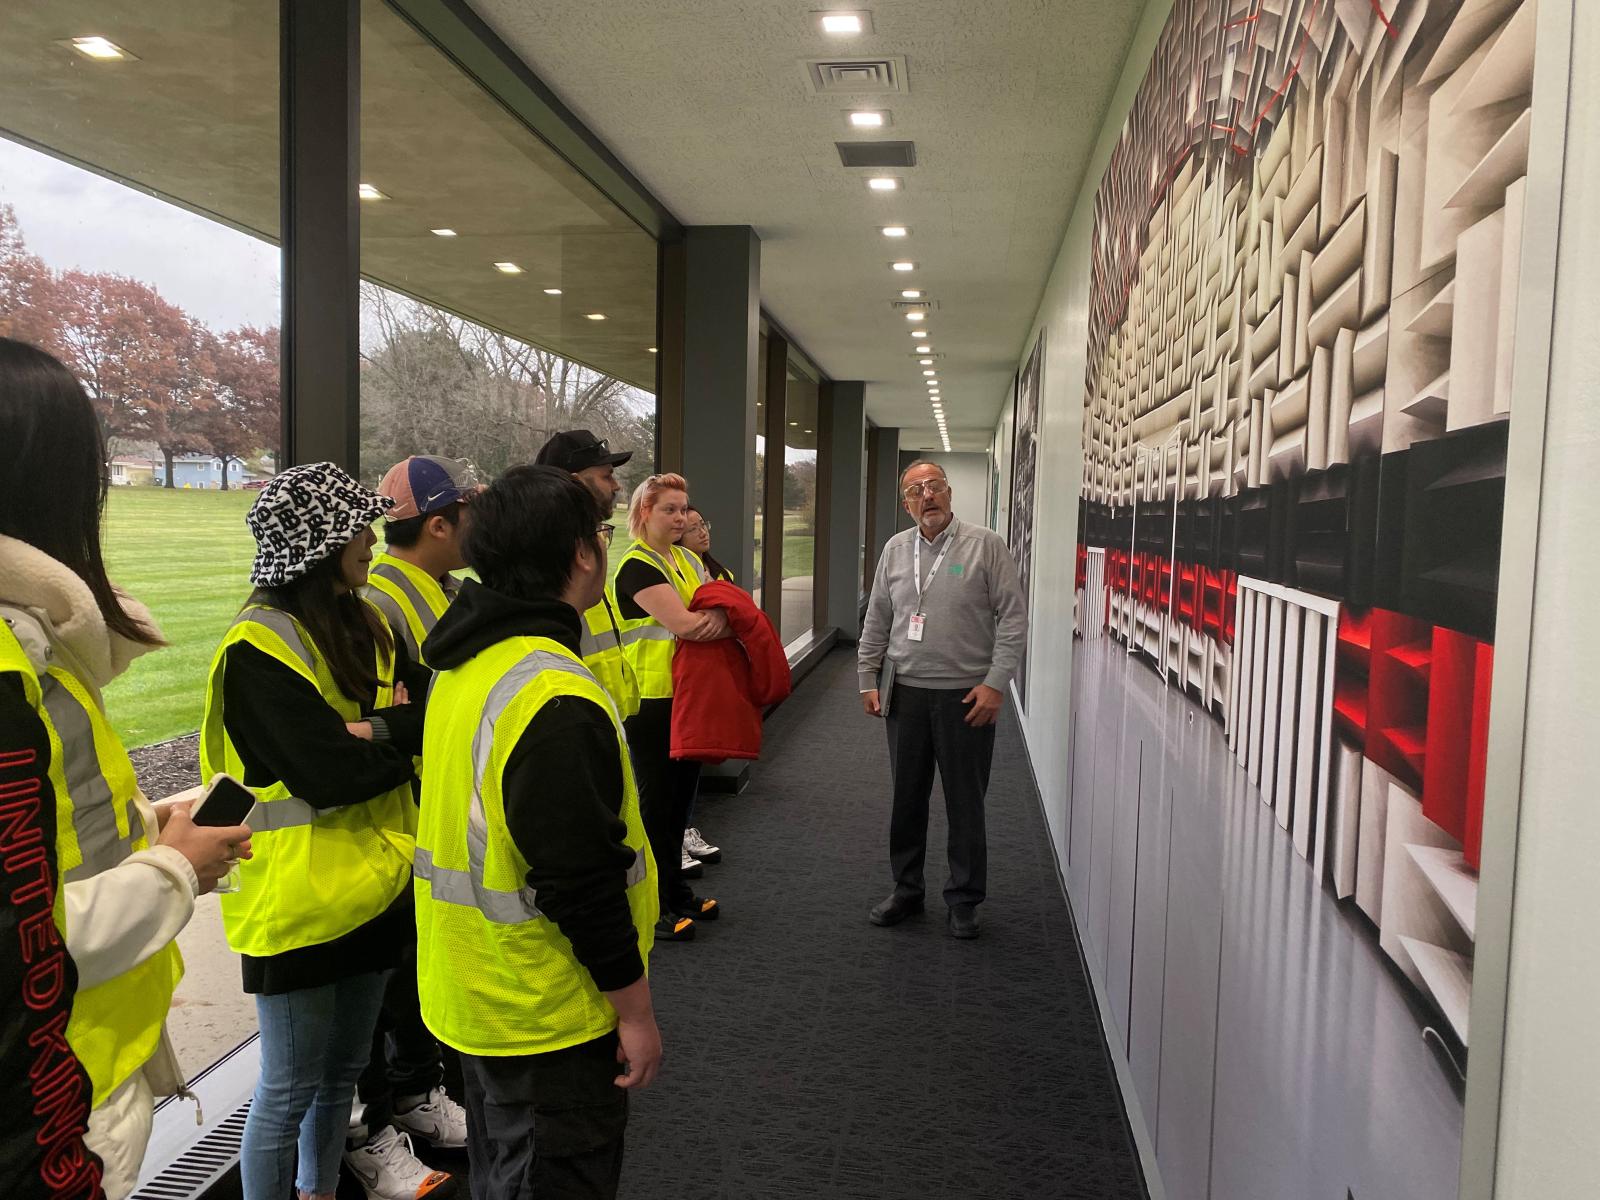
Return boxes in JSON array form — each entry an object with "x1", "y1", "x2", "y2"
[
  {"x1": 0, "y1": 337, "x2": 248, "y2": 1199},
  {"x1": 609, "y1": 475, "x2": 731, "y2": 943},
  {"x1": 200, "y1": 463, "x2": 453, "y2": 1200}
]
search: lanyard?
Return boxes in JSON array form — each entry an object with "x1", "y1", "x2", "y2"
[{"x1": 913, "y1": 521, "x2": 956, "y2": 615}]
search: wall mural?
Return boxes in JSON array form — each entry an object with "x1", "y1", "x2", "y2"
[
  {"x1": 1069, "y1": 0, "x2": 1537, "y2": 1196},
  {"x1": 1008, "y1": 333, "x2": 1044, "y2": 705}
]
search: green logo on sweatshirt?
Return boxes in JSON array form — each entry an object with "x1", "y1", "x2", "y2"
[{"x1": 949, "y1": 563, "x2": 965, "y2": 576}]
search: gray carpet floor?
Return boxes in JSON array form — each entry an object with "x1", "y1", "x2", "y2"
[{"x1": 619, "y1": 649, "x2": 1145, "y2": 1199}]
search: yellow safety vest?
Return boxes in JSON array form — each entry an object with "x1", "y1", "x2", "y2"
[
  {"x1": 199, "y1": 603, "x2": 415, "y2": 957},
  {"x1": 608, "y1": 542, "x2": 699, "y2": 701},
  {"x1": 415, "y1": 636, "x2": 657, "y2": 1056},
  {"x1": 364, "y1": 551, "x2": 458, "y2": 666},
  {"x1": 0, "y1": 614, "x2": 183, "y2": 1107},
  {"x1": 578, "y1": 595, "x2": 641, "y2": 721}
]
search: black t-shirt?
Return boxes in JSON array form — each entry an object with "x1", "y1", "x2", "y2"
[{"x1": 613, "y1": 557, "x2": 675, "y2": 622}]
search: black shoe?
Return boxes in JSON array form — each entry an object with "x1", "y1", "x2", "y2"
[
  {"x1": 948, "y1": 904, "x2": 980, "y2": 939},
  {"x1": 868, "y1": 893, "x2": 924, "y2": 927},
  {"x1": 655, "y1": 914, "x2": 696, "y2": 941},
  {"x1": 673, "y1": 896, "x2": 720, "y2": 922}
]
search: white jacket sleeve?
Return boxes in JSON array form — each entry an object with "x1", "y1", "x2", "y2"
[{"x1": 62, "y1": 794, "x2": 198, "y2": 990}]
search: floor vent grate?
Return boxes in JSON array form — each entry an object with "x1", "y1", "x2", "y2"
[{"x1": 129, "y1": 1102, "x2": 250, "y2": 1200}]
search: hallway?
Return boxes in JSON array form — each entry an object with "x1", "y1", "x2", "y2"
[{"x1": 621, "y1": 650, "x2": 1144, "y2": 1199}]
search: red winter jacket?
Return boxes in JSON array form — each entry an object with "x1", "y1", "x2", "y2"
[{"x1": 670, "y1": 581, "x2": 791, "y2": 763}]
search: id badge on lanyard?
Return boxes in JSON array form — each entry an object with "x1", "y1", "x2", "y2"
[{"x1": 910, "y1": 529, "x2": 952, "y2": 643}]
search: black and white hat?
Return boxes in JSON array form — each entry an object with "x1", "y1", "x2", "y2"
[{"x1": 246, "y1": 462, "x2": 393, "y2": 587}]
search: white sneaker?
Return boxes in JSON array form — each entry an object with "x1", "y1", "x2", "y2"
[
  {"x1": 684, "y1": 827, "x2": 721, "y2": 864},
  {"x1": 393, "y1": 1086, "x2": 468, "y2": 1150},
  {"x1": 680, "y1": 847, "x2": 703, "y2": 878},
  {"x1": 343, "y1": 1125, "x2": 455, "y2": 1200}
]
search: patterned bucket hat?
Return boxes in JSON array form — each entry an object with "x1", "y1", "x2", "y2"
[{"x1": 246, "y1": 462, "x2": 393, "y2": 587}]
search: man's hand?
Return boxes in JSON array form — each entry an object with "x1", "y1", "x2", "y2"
[
  {"x1": 861, "y1": 689, "x2": 882, "y2": 718},
  {"x1": 962, "y1": 684, "x2": 1004, "y2": 727},
  {"x1": 613, "y1": 1014, "x2": 663, "y2": 1090},
  {"x1": 605, "y1": 976, "x2": 662, "y2": 1089}
]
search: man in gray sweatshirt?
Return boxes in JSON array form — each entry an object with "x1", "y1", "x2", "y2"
[{"x1": 858, "y1": 460, "x2": 1029, "y2": 938}]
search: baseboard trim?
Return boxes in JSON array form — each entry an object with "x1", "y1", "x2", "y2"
[{"x1": 1010, "y1": 680, "x2": 1164, "y2": 1200}]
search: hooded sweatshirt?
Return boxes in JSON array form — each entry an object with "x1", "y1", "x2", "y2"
[{"x1": 422, "y1": 581, "x2": 644, "y2": 993}]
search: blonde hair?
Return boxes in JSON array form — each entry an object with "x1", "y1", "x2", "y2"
[{"x1": 627, "y1": 472, "x2": 688, "y2": 539}]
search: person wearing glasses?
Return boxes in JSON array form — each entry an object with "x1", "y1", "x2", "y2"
[
  {"x1": 610, "y1": 474, "x2": 731, "y2": 942},
  {"x1": 857, "y1": 461, "x2": 1028, "y2": 940},
  {"x1": 680, "y1": 506, "x2": 735, "y2": 585},
  {"x1": 535, "y1": 430, "x2": 643, "y2": 722}
]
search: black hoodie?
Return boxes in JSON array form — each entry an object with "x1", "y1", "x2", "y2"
[{"x1": 423, "y1": 580, "x2": 643, "y2": 994}]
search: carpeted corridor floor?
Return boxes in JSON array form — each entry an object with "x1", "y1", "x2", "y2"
[{"x1": 618, "y1": 649, "x2": 1145, "y2": 1199}]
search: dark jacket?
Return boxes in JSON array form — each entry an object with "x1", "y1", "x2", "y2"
[
  {"x1": 423, "y1": 581, "x2": 643, "y2": 992},
  {"x1": 670, "y1": 581, "x2": 791, "y2": 763}
]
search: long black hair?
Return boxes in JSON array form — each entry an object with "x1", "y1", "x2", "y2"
[
  {"x1": 249, "y1": 551, "x2": 392, "y2": 708},
  {"x1": 0, "y1": 337, "x2": 161, "y2": 646},
  {"x1": 684, "y1": 504, "x2": 734, "y2": 584}
]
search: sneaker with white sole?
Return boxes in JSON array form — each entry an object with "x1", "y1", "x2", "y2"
[
  {"x1": 680, "y1": 847, "x2": 703, "y2": 879},
  {"x1": 392, "y1": 1086, "x2": 468, "y2": 1150},
  {"x1": 684, "y1": 827, "x2": 721, "y2": 864},
  {"x1": 343, "y1": 1125, "x2": 456, "y2": 1200}
]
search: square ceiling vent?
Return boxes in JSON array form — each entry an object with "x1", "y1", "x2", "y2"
[
  {"x1": 803, "y1": 56, "x2": 908, "y2": 95},
  {"x1": 837, "y1": 141, "x2": 916, "y2": 168}
]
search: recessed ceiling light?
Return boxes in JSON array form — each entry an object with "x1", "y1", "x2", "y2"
[
  {"x1": 804, "y1": 428, "x2": 814, "y2": 434},
  {"x1": 919, "y1": 358, "x2": 934, "y2": 365},
  {"x1": 900, "y1": 289, "x2": 922, "y2": 299},
  {"x1": 905, "y1": 311, "x2": 925, "y2": 321},
  {"x1": 818, "y1": 12, "x2": 867, "y2": 35},
  {"x1": 493, "y1": 261, "x2": 522, "y2": 274},
  {"x1": 891, "y1": 261, "x2": 915, "y2": 272},
  {"x1": 790, "y1": 421, "x2": 800, "y2": 426},
  {"x1": 543, "y1": 287, "x2": 563, "y2": 295},
  {"x1": 358, "y1": 183, "x2": 388, "y2": 201},
  {"x1": 66, "y1": 36, "x2": 135, "y2": 60},
  {"x1": 586, "y1": 313, "x2": 607, "y2": 321},
  {"x1": 920, "y1": 345, "x2": 933, "y2": 352},
  {"x1": 430, "y1": 228, "x2": 457, "y2": 237},
  {"x1": 647, "y1": 347, "x2": 658, "y2": 354},
  {"x1": 868, "y1": 177, "x2": 901, "y2": 192},
  {"x1": 923, "y1": 369, "x2": 936, "y2": 376},
  {"x1": 850, "y1": 110, "x2": 887, "y2": 128},
  {"x1": 882, "y1": 226, "x2": 909, "y2": 238}
]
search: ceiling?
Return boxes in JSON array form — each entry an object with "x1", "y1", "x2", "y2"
[
  {"x1": 468, "y1": 0, "x2": 1147, "y2": 450},
  {"x1": 0, "y1": 0, "x2": 657, "y2": 390}
]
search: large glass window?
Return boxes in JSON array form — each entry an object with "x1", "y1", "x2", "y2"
[
  {"x1": 781, "y1": 361, "x2": 819, "y2": 645},
  {"x1": 0, "y1": 1, "x2": 282, "y2": 1068},
  {"x1": 358, "y1": 0, "x2": 657, "y2": 549},
  {"x1": 753, "y1": 331, "x2": 768, "y2": 605}
]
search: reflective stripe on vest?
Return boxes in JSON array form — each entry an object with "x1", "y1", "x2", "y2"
[
  {"x1": 415, "y1": 636, "x2": 657, "y2": 1057},
  {"x1": 1, "y1": 617, "x2": 184, "y2": 1107},
  {"x1": 609, "y1": 542, "x2": 699, "y2": 701},
  {"x1": 200, "y1": 603, "x2": 414, "y2": 957},
  {"x1": 366, "y1": 555, "x2": 453, "y2": 665},
  {"x1": 39, "y1": 673, "x2": 137, "y2": 882}
]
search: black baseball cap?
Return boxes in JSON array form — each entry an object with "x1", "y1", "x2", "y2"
[{"x1": 535, "y1": 429, "x2": 634, "y2": 473}]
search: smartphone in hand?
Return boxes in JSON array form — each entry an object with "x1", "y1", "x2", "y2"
[{"x1": 191, "y1": 773, "x2": 256, "y2": 828}]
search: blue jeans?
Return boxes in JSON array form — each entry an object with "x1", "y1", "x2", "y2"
[{"x1": 240, "y1": 971, "x2": 389, "y2": 1198}]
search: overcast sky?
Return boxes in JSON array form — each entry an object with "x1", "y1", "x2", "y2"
[{"x1": 0, "y1": 137, "x2": 280, "y2": 332}]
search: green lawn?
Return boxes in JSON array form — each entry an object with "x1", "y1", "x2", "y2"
[
  {"x1": 97, "y1": 492, "x2": 805, "y2": 749},
  {"x1": 102, "y1": 488, "x2": 259, "y2": 749}
]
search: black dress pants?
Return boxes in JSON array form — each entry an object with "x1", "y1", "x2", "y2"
[
  {"x1": 355, "y1": 940, "x2": 446, "y2": 1137},
  {"x1": 624, "y1": 698, "x2": 702, "y2": 914},
  {"x1": 460, "y1": 1033, "x2": 627, "y2": 1200},
  {"x1": 884, "y1": 683, "x2": 995, "y2": 908}
]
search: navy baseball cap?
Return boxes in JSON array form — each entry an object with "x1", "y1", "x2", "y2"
[{"x1": 377, "y1": 456, "x2": 483, "y2": 519}]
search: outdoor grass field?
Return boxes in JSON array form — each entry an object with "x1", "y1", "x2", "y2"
[{"x1": 99, "y1": 488, "x2": 808, "y2": 748}]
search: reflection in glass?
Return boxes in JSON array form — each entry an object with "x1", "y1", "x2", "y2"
[
  {"x1": 0, "y1": 0, "x2": 283, "y2": 1068},
  {"x1": 781, "y1": 362, "x2": 819, "y2": 645}
]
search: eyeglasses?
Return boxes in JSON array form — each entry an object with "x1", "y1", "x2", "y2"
[
  {"x1": 902, "y1": 479, "x2": 950, "y2": 501},
  {"x1": 686, "y1": 520, "x2": 710, "y2": 535},
  {"x1": 596, "y1": 523, "x2": 616, "y2": 545}
]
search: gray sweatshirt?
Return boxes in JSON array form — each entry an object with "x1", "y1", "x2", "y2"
[{"x1": 857, "y1": 517, "x2": 1029, "y2": 693}]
